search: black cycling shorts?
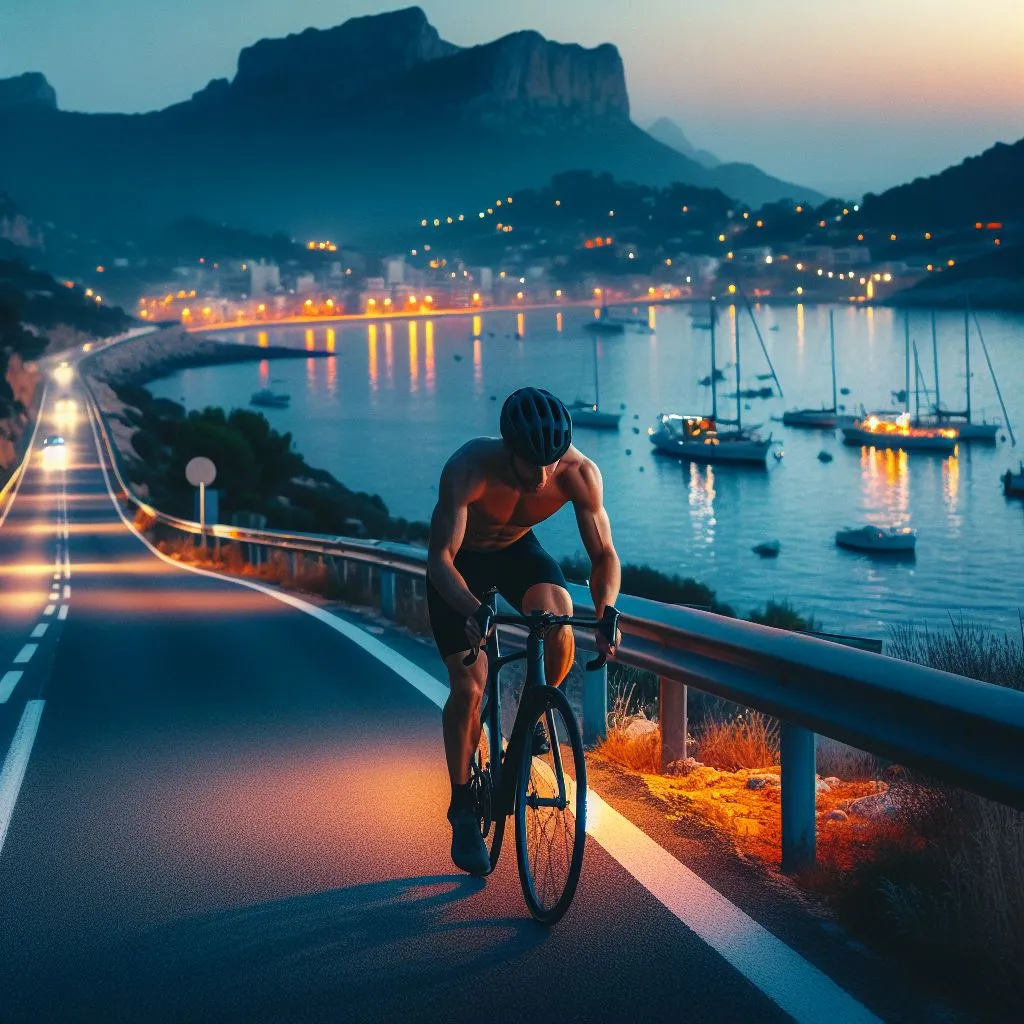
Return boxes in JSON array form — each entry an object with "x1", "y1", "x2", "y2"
[{"x1": 426, "y1": 530, "x2": 568, "y2": 660}]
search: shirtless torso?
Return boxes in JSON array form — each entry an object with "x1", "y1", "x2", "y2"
[{"x1": 427, "y1": 436, "x2": 618, "y2": 625}]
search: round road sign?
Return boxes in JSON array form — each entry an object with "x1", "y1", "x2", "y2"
[{"x1": 185, "y1": 456, "x2": 217, "y2": 487}]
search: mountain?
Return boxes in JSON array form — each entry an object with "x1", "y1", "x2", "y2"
[
  {"x1": 860, "y1": 137, "x2": 1024, "y2": 228},
  {"x1": 647, "y1": 117, "x2": 720, "y2": 169},
  {"x1": 0, "y1": 7, "x2": 821, "y2": 241}
]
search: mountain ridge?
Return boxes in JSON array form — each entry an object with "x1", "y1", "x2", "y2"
[{"x1": 0, "y1": 8, "x2": 820, "y2": 239}]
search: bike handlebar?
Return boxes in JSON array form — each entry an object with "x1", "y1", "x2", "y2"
[{"x1": 462, "y1": 602, "x2": 621, "y2": 671}]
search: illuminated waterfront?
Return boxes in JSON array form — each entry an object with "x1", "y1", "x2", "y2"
[{"x1": 149, "y1": 303, "x2": 1024, "y2": 638}]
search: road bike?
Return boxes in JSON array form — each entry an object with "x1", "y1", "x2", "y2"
[{"x1": 465, "y1": 588, "x2": 619, "y2": 925}]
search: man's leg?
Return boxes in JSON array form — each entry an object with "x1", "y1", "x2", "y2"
[
  {"x1": 521, "y1": 582, "x2": 575, "y2": 686},
  {"x1": 441, "y1": 650, "x2": 488, "y2": 787}
]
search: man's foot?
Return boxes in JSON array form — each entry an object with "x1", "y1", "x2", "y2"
[
  {"x1": 449, "y1": 809, "x2": 490, "y2": 876},
  {"x1": 532, "y1": 719, "x2": 551, "y2": 755}
]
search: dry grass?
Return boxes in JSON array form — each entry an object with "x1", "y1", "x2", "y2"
[
  {"x1": 595, "y1": 681, "x2": 662, "y2": 773},
  {"x1": 693, "y1": 711, "x2": 780, "y2": 772},
  {"x1": 816, "y1": 736, "x2": 880, "y2": 782}
]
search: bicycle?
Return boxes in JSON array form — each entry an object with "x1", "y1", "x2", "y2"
[{"x1": 464, "y1": 588, "x2": 620, "y2": 925}]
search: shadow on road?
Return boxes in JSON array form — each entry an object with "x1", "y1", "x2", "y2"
[{"x1": 35, "y1": 874, "x2": 550, "y2": 1022}]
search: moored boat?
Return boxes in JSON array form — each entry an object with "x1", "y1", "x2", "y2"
[
  {"x1": 836, "y1": 525, "x2": 917, "y2": 554},
  {"x1": 250, "y1": 388, "x2": 291, "y2": 409},
  {"x1": 841, "y1": 414, "x2": 957, "y2": 453}
]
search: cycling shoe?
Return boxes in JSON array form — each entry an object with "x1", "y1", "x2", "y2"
[{"x1": 449, "y1": 809, "x2": 490, "y2": 876}]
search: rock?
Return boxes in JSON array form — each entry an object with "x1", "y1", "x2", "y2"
[
  {"x1": 665, "y1": 757, "x2": 703, "y2": 776},
  {"x1": 0, "y1": 72, "x2": 57, "y2": 112},
  {"x1": 816, "y1": 779, "x2": 832, "y2": 793},
  {"x1": 826, "y1": 809, "x2": 848, "y2": 822},
  {"x1": 824, "y1": 776, "x2": 841, "y2": 787},
  {"x1": 848, "y1": 792, "x2": 896, "y2": 821},
  {"x1": 623, "y1": 718, "x2": 658, "y2": 740},
  {"x1": 747, "y1": 774, "x2": 781, "y2": 790}
]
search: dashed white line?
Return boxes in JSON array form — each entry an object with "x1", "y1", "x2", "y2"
[
  {"x1": 30, "y1": 624, "x2": 48, "y2": 639},
  {"x1": 13, "y1": 645, "x2": 37, "y2": 665},
  {"x1": 0, "y1": 700, "x2": 46, "y2": 858},
  {"x1": 63, "y1": 585, "x2": 71, "y2": 600},
  {"x1": 43, "y1": 605, "x2": 56, "y2": 617},
  {"x1": 0, "y1": 671, "x2": 23, "y2": 703},
  {"x1": 57, "y1": 606, "x2": 69, "y2": 621}
]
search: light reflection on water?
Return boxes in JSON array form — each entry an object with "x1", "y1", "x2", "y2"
[{"x1": 152, "y1": 304, "x2": 1024, "y2": 637}]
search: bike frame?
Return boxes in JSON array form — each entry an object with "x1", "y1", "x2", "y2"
[{"x1": 481, "y1": 606, "x2": 603, "y2": 822}]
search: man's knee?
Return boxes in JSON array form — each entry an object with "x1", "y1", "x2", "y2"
[
  {"x1": 444, "y1": 655, "x2": 486, "y2": 713},
  {"x1": 521, "y1": 582, "x2": 573, "y2": 616}
]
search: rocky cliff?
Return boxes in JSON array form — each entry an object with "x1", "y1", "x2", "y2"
[
  {"x1": 0, "y1": 354, "x2": 41, "y2": 472},
  {"x1": 0, "y1": 72, "x2": 57, "y2": 112},
  {"x1": 228, "y1": 6, "x2": 458, "y2": 102},
  {"x1": 0, "y1": 10, "x2": 819, "y2": 237}
]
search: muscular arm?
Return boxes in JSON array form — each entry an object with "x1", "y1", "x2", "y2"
[
  {"x1": 427, "y1": 455, "x2": 488, "y2": 617},
  {"x1": 568, "y1": 459, "x2": 621, "y2": 617}
]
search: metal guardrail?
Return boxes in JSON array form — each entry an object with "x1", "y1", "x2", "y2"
[{"x1": 84, "y1": 386, "x2": 1024, "y2": 872}]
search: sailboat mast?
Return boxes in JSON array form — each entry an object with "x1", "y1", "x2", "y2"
[
  {"x1": 904, "y1": 310, "x2": 911, "y2": 415},
  {"x1": 709, "y1": 299, "x2": 718, "y2": 421},
  {"x1": 733, "y1": 301, "x2": 742, "y2": 430},
  {"x1": 829, "y1": 310, "x2": 837, "y2": 414},
  {"x1": 913, "y1": 342, "x2": 923, "y2": 419},
  {"x1": 592, "y1": 335, "x2": 600, "y2": 411},
  {"x1": 931, "y1": 310, "x2": 941, "y2": 413},
  {"x1": 964, "y1": 299, "x2": 972, "y2": 423}
]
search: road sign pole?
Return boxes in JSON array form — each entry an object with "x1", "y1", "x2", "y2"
[{"x1": 199, "y1": 481, "x2": 206, "y2": 550}]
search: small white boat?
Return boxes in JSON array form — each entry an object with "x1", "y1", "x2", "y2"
[
  {"x1": 836, "y1": 525, "x2": 917, "y2": 554},
  {"x1": 250, "y1": 388, "x2": 291, "y2": 409},
  {"x1": 649, "y1": 414, "x2": 771, "y2": 464}
]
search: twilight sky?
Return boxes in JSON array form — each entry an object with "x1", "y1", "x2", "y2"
[{"x1": 2, "y1": 0, "x2": 1022, "y2": 197}]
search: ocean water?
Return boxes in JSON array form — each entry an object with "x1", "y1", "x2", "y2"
[{"x1": 148, "y1": 303, "x2": 1024, "y2": 639}]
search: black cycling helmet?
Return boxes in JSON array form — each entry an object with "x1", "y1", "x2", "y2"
[{"x1": 499, "y1": 387, "x2": 573, "y2": 466}]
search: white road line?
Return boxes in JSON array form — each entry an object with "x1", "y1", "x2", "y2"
[
  {"x1": 0, "y1": 671, "x2": 23, "y2": 703},
  {"x1": 63, "y1": 585, "x2": 71, "y2": 600},
  {"x1": 0, "y1": 700, "x2": 46, "y2": 858},
  {"x1": 57, "y1": 605, "x2": 69, "y2": 621},
  {"x1": 43, "y1": 605, "x2": 56, "y2": 617},
  {"x1": 30, "y1": 624, "x2": 48, "y2": 639},
  {"x1": 52, "y1": 573, "x2": 60, "y2": 581},
  {"x1": 86, "y1": 400, "x2": 880, "y2": 1024},
  {"x1": 13, "y1": 645, "x2": 37, "y2": 665}
]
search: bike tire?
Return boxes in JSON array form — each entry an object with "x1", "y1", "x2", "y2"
[
  {"x1": 471, "y1": 695, "x2": 506, "y2": 874},
  {"x1": 514, "y1": 686, "x2": 587, "y2": 925}
]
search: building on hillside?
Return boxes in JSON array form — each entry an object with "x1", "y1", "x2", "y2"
[
  {"x1": 249, "y1": 260, "x2": 281, "y2": 297},
  {"x1": 383, "y1": 255, "x2": 406, "y2": 285}
]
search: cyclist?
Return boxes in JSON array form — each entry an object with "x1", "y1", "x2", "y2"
[{"x1": 426, "y1": 386, "x2": 621, "y2": 875}]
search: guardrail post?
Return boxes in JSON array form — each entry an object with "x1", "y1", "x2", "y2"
[
  {"x1": 781, "y1": 722, "x2": 817, "y2": 873},
  {"x1": 380, "y1": 568, "x2": 396, "y2": 619},
  {"x1": 660, "y1": 677, "x2": 688, "y2": 770},
  {"x1": 582, "y1": 658, "x2": 607, "y2": 747}
]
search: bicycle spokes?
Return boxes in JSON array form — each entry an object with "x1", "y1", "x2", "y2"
[{"x1": 515, "y1": 693, "x2": 587, "y2": 924}]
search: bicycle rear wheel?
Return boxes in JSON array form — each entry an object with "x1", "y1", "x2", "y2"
[
  {"x1": 470, "y1": 696, "x2": 506, "y2": 873},
  {"x1": 514, "y1": 687, "x2": 587, "y2": 925}
]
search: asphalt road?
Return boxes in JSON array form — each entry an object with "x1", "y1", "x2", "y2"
[{"x1": 0, "y1": 384, "x2": 963, "y2": 1023}]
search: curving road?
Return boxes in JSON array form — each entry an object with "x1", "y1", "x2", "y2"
[{"x1": 0, "y1": 381, "x2": 964, "y2": 1023}]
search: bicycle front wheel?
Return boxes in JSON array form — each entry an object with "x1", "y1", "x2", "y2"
[{"x1": 514, "y1": 687, "x2": 587, "y2": 925}]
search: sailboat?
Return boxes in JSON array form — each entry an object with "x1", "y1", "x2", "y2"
[
  {"x1": 570, "y1": 333, "x2": 621, "y2": 429},
  {"x1": 911, "y1": 306, "x2": 1000, "y2": 442},
  {"x1": 841, "y1": 310, "x2": 957, "y2": 453},
  {"x1": 783, "y1": 310, "x2": 840, "y2": 429},
  {"x1": 583, "y1": 306, "x2": 626, "y2": 335},
  {"x1": 649, "y1": 299, "x2": 771, "y2": 465}
]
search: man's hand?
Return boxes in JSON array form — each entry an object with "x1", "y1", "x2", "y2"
[
  {"x1": 594, "y1": 605, "x2": 621, "y2": 660},
  {"x1": 464, "y1": 603, "x2": 493, "y2": 649}
]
